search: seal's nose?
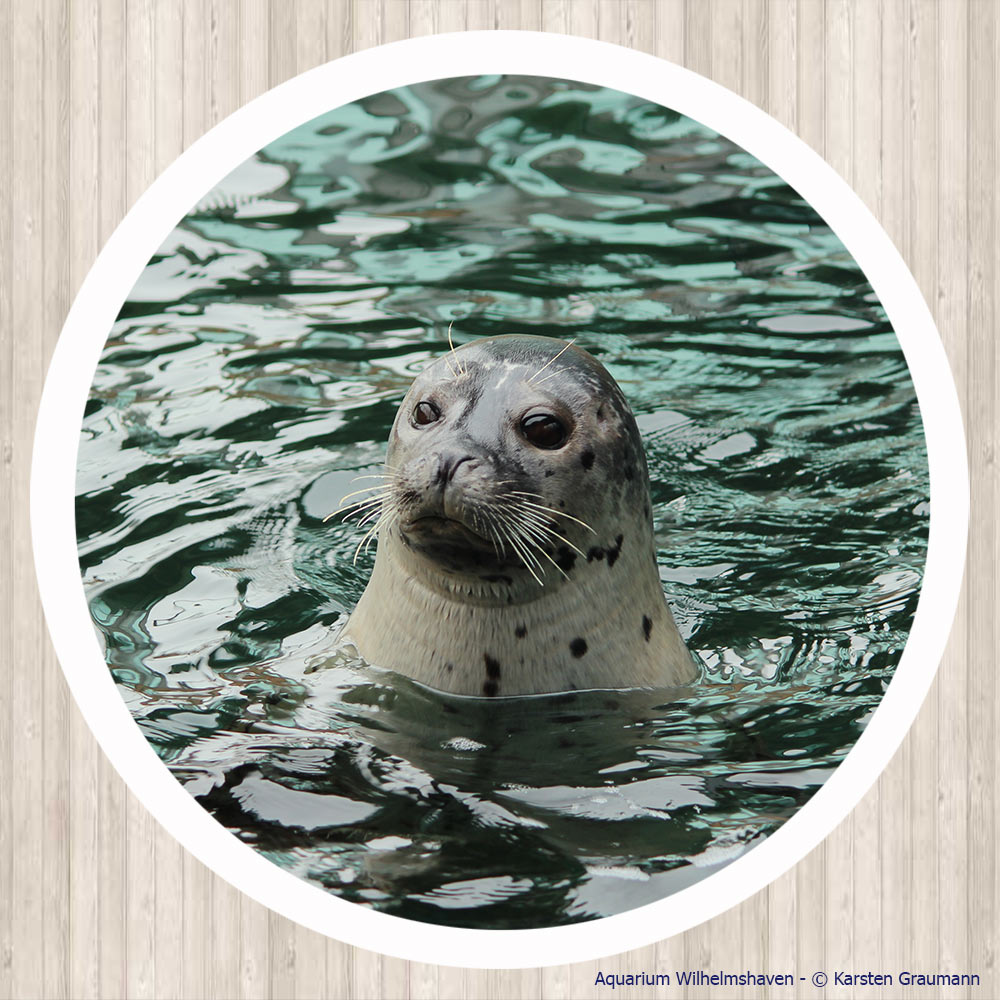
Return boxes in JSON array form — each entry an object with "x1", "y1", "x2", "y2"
[{"x1": 434, "y1": 452, "x2": 478, "y2": 486}]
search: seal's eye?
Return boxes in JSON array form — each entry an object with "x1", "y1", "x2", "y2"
[
  {"x1": 521, "y1": 413, "x2": 568, "y2": 450},
  {"x1": 413, "y1": 400, "x2": 440, "y2": 426}
]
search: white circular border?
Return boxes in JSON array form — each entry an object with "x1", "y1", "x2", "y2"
[{"x1": 31, "y1": 31, "x2": 968, "y2": 969}]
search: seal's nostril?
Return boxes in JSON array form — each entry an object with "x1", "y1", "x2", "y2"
[
  {"x1": 449, "y1": 456, "x2": 477, "y2": 482},
  {"x1": 436, "y1": 453, "x2": 477, "y2": 485}
]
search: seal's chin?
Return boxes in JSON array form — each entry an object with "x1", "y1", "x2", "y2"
[{"x1": 398, "y1": 515, "x2": 510, "y2": 575}]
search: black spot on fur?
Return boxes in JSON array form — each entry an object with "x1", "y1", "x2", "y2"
[
  {"x1": 484, "y1": 654, "x2": 501, "y2": 679},
  {"x1": 445, "y1": 662, "x2": 454, "y2": 672},
  {"x1": 483, "y1": 680, "x2": 499, "y2": 697},
  {"x1": 587, "y1": 546, "x2": 605, "y2": 563},
  {"x1": 544, "y1": 469, "x2": 554, "y2": 477},
  {"x1": 625, "y1": 465, "x2": 635, "y2": 480},
  {"x1": 558, "y1": 499, "x2": 566, "y2": 508},
  {"x1": 607, "y1": 534, "x2": 624, "y2": 567},
  {"x1": 642, "y1": 615, "x2": 652, "y2": 641},
  {"x1": 581, "y1": 449, "x2": 595, "y2": 470},
  {"x1": 515, "y1": 625, "x2": 527, "y2": 639},
  {"x1": 570, "y1": 638, "x2": 588, "y2": 658},
  {"x1": 597, "y1": 404, "x2": 606, "y2": 420},
  {"x1": 555, "y1": 546, "x2": 576, "y2": 573}
]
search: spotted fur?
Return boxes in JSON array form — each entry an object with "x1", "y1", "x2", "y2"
[{"x1": 338, "y1": 334, "x2": 698, "y2": 696}]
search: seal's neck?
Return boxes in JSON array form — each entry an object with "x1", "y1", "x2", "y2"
[{"x1": 342, "y1": 526, "x2": 697, "y2": 697}]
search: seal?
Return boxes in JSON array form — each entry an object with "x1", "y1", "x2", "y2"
[{"x1": 336, "y1": 334, "x2": 698, "y2": 697}]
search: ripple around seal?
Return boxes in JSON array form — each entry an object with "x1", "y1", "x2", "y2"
[{"x1": 75, "y1": 75, "x2": 928, "y2": 929}]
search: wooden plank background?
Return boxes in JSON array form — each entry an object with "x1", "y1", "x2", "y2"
[{"x1": 1, "y1": 1, "x2": 995, "y2": 997}]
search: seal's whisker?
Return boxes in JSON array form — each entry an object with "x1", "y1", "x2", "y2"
[
  {"x1": 326, "y1": 501, "x2": 377, "y2": 524},
  {"x1": 348, "y1": 460, "x2": 404, "y2": 481},
  {"x1": 494, "y1": 503, "x2": 548, "y2": 551},
  {"x1": 478, "y1": 515, "x2": 506, "y2": 563},
  {"x1": 504, "y1": 516, "x2": 553, "y2": 579},
  {"x1": 495, "y1": 515, "x2": 536, "y2": 567},
  {"x1": 337, "y1": 497, "x2": 388, "y2": 519},
  {"x1": 503, "y1": 514, "x2": 571, "y2": 580},
  {"x1": 509, "y1": 508, "x2": 586, "y2": 559},
  {"x1": 506, "y1": 490, "x2": 573, "y2": 507},
  {"x1": 527, "y1": 338, "x2": 575, "y2": 384},
  {"x1": 339, "y1": 506, "x2": 383, "y2": 527},
  {"x1": 506, "y1": 501, "x2": 568, "y2": 540},
  {"x1": 480, "y1": 507, "x2": 517, "y2": 561},
  {"x1": 363, "y1": 525, "x2": 382, "y2": 555},
  {"x1": 446, "y1": 320, "x2": 467, "y2": 377},
  {"x1": 353, "y1": 505, "x2": 387, "y2": 529},
  {"x1": 337, "y1": 489, "x2": 391, "y2": 507},
  {"x1": 533, "y1": 545, "x2": 570, "y2": 581},
  {"x1": 352, "y1": 499, "x2": 402, "y2": 564},
  {"x1": 492, "y1": 513, "x2": 545, "y2": 586},
  {"x1": 515, "y1": 525, "x2": 584, "y2": 565},
  {"x1": 473, "y1": 509, "x2": 504, "y2": 556},
  {"x1": 491, "y1": 520, "x2": 524, "y2": 572},
  {"x1": 331, "y1": 465, "x2": 405, "y2": 523},
  {"x1": 327, "y1": 490, "x2": 393, "y2": 523},
  {"x1": 341, "y1": 478, "x2": 391, "y2": 493},
  {"x1": 505, "y1": 493, "x2": 597, "y2": 534},
  {"x1": 339, "y1": 489, "x2": 390, "y2": 506},
  {"x1": 509, "y1": 524, "x2": 568, "y2": 582},
  {"x1": 533, "y1": 366, "x2": 568, "y2": 386},
  {"x1": 441, "y1": 325, "x2": 459, "y2": 379},
  {"x1": 506, "y1": 538, "x2": 545, "y2": 586},
  {"x1": 508, "y1": 500, "x2": 596, "y2": 535},
  {"x1": 353, "y1": 524, "x2": 381, "y2": 564},
  {"x1": 468, "y1": 508, "x2": 490, "y2": 547},
  {"x1": 337, "y1": 484, "x2": 392, "y2": 503}
]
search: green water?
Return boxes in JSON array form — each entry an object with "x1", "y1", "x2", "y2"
[{"x1": 76, "y1": 76, "x2": 928, "y2": 929}]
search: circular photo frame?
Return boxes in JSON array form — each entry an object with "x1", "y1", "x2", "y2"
[{"x1": 32, "y1": 31, "x2": 967, "y2": 968}]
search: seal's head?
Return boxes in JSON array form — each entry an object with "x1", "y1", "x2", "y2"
[
  {"x1": 384, "y1": 335, "x2": 645, "y2": 599},
  {"x1": 340, "y1": 335, "x2": 698, "y2": 696}
]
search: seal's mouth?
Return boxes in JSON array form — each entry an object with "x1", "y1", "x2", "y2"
[
  {"x1": 401, "y1": 514, "x2": 491, "y2": 547},
  {"x1": 399, "y1": 514, "x2": 513, "y2": 573}
]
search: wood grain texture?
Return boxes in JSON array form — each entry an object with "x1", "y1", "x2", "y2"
[{"x1": 1, "y1": 1, "x2": 993, "y2": 997}]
